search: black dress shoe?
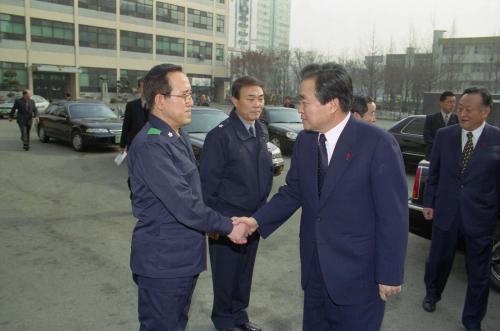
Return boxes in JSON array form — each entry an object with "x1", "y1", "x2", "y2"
[
  {"x1": 422, "y1": 298, "x2": 436, "y2": 312},
  {"x1": 23, "y1": 144, "x2": 29, "y2": 151},
  {"x1": 237, "y1": 321, "x2": 262, "y2": 331},
  {"x1": 465, "y1": 328, "x2": 481, "y2": 331}
]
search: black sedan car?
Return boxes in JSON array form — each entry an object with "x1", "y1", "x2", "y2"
[
  {"x1": 388, "y1": 115, "x2": 426, "y2": 166},
  {"x1": 183, "y1": 107, "x2": 285, "y2": 176},
  {"x1": 260, "y1": 106, "x2": 303, "y2": 154},
  {"x1": 37, "y1": 101, "x2": 122, "y2": 151}
]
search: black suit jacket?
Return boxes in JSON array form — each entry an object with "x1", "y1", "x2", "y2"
[
  {"x1": 423, "y1": 111, "x2": 458, "y2": 159},
  {"x1": 120, "y1": 98, "x2": 148, "y2": 149},
  {"x1": 10, "y1": 98, "x2": 38, "y2": 125}
]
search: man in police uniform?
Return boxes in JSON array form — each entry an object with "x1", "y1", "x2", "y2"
[
  {"x1": 200, "y1": 76, "x2": 273, "y2": 331},
  {"x1": 127, "y1": 64, "x2": 250, "y2": 331}
]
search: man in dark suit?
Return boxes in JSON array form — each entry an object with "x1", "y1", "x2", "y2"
[
  {"x1": 119, "y1": 79, "x2": 148, "y2": 152},
  {"x1": 9, "y1": 89, "x2": 39, "y2": 151},
  {"x1": 200, "y1": 76, "x2": 273, "y2": 331},
  {"x1": 235, "y1": 63, "x2": 409, "y2": 330},
  {"x1": 422, "y1": 87, "x2": 500, "y2": 331},
  {"x1": 127, "y1": 64, "x2": 249, "y2": 331},
  {"x1": 423, "y1": 90, "x2": 458, "y2": 160}
]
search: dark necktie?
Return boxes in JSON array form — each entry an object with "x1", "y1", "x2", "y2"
[
  {"x1": 318, "y1": 133, "x2": 328, "y2": 195},
  {"x1": 444, "y1": 113, "x2": 449, "y2": 125},
  {"x1": 460, "y1": 132, "x2": 474, "y2": 177},
  {"x1": 248, "y1": 126, "x2": 255, "y2": 137}
]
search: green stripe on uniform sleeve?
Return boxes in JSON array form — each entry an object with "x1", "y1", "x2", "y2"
[{"x1": 147, "y1": 128, "x2": 162, "y2": 135}]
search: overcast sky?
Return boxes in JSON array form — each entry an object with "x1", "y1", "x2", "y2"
[{"x1": 290, "y1": 0, "x2": 500, "y2": 59}]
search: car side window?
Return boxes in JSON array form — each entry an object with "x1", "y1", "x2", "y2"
[
  {"x1": 46, "y1": 105, "x2": 57, "y2": 115},
  {"x1": 55, "y1": 106, "x2": 68, "y2": 118},
  {"x1": 402, "y1": 117, "x2": 425, "y2": 135}
]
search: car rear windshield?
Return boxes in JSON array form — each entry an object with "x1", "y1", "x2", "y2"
[
  {"x1": 183, "y1": 110, "x2": 228, "y2": 133},
  {"x1": 69, "y1": 104, "x2": 118, "y2": 119},
  {"x1": 268, "y1": 108, "x2": 301, "y2": 123}
]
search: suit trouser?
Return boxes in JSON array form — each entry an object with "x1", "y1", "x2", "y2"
[
  {"x1": 133, "y1": 273, "x2": 198, "y2": 331},
  {"x1": 17, "y1": 121, "x2": 31, "y2": 146},
  {"x1": 209, "y1": 232, "x2": 260, "y2": 329},
  {"x1": 302, "y1": 248, "x2": 385, "y2": 331},
  {"x1": 424, "y1": 221, "x2": 493, "y2": 329}
]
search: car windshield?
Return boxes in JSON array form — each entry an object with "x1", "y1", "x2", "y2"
[
  {"x1": 267, "y1": 108, "x2": 301, "y2": 123},
  {"x1": 69, "y1": 104, "x2": 118, "y2": 119},
  {"x1": 183, "y1": 110, "x2": 228, "y2": 133}
]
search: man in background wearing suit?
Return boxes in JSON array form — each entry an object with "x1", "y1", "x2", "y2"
[
  {"x1": 120, "y1": 78, "x2": 148, "y2": 152},
  {"x1": 9, "y1": 89, "x2": 39, "y2": 151},
  {"x1": 423, "y1": 90, "x2": 458, "y2": 160},
  {"x1": 236, "y1": 63, "x2": 408, "y2": 330},
  {"x1": 200, "y1": 76, "x2": 273, "y2": 331},
  {"x1": 422, "y1": 87, "x2": 500, "y2": 331},
  {"x1": 120, "y1": 79, "x2": 148, "y2": 198}
]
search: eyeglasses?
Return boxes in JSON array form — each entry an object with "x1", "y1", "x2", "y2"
[{"x1": 161, "y1": 92, "x2": 193, "y2": 103}]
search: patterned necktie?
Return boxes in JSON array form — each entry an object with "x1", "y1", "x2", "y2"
[
  {"x1": 444, "y1": 113, "x2": 449, "y2": 125},
  {"x1": 248, "y1": 126, "x2": 255, "y2": 137},
  {"x1": 317, "y1": 133, "x2": 328, "y2": 195},
  {"x1": 461, "y1": 132, "x2": 474, "y2": 177}
]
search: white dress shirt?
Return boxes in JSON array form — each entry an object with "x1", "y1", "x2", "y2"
[
  {"x1": 461, "y1": 121, "x2": 485, "y2": 150},
  {"x1": 321, "y1": 112, "x2": 351, "y2": 165}
]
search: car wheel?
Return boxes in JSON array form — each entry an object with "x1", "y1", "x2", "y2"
[
  {"x1": 270, "y1": 137, "x2": 281, "y2": 149},
  {"x1": 491, "y1": 237, "x2": 500, "y2": 291},
  {"x1": 38, "y1": 125, "x2": 50, "y2": 143},
  {"x1": 72, "y1": 131, "x2": 85, "y2": 152}
]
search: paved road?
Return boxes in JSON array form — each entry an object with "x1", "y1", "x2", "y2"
[{"x1": 0, "y1": 119, "x2": 498, "y2": 331}]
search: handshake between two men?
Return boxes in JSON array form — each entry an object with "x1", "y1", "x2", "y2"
[{"x1": 210, "y1": 217, "x2": 259, "y2": 244}]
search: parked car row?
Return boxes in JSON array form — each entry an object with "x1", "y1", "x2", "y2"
[{"x1": 0, "y1": 94, "x2": 50, "y2": 118}]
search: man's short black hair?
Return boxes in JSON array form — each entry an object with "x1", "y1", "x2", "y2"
[
  {"x1": 231, "y1": 76, "x2": 264, "y2": 99},
  {"x1": 143, "y1": 64, "x2": 183, "y2": 110},
  {"x1": 22, "y1": 89, "x2": 29, "y2": 95},
  {"x1": 462, "y1": 87, "x2": 492, "y2": 109},
  {"x1": 351, "y1": 95, "x2": 368, "y2": 117},
  {"x1": 439, "y1": 91, "x2": 455, "y2": 102},
  {"x1": 300, "y1": 62, "x2": 353, "y2": 113},
  {"x1": 365, "y1": 96, "x2": 374, "y2": 103}
]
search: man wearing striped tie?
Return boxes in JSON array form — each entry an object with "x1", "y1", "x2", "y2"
[{"x1": 422, "y1": 87, "x2": 500, "y2": 331}]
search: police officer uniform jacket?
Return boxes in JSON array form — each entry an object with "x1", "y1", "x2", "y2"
[
  {"x1": 200, "y1": 109, "x2": 273, "y2": 216},
  {"x1": 127, "y1": 115, "x2": 233, "y2": 279}
]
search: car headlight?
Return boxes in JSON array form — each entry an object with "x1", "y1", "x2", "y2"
[
  {"x1": 285, "y1": 131, "x2": 297, "y2": 140},
  {"x1": 86, "y1": 128, "x2": 109, "y2": 133}
]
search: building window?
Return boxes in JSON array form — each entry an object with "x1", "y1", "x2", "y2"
[
  {"x1": 120, "y1": 0, "x2": 153, "y2": 20},
  {"x1": 80, "y1": 67, "x2": 116, "y2": 92},
  {"x1": 120, "y1": 30, "x2": 152, "y2": 53},
  {"x1": 31, "y1": 18, "x2": 74, "y2": 46},
  {"x1": 0, "y1": 14, "x2": 25, "y2": 41},
  {"x1": 187, "y1": 39, "x2": 212, "y2": 60},
  {"x1": 36, "y1": 0, "x2": 73, "y2": 5},
  {"x1": 0, "y1": 62, "x2": 27, "y2": 91},
  {"x1": 218, "y1": 0, "x2": 225, "y2": 3},
  {"x1": 119, "y1": 69, "x2": 148, "y2": 93},
  {"x1": 79, "y1": 25, "x2": 116, "y2": 50},
  {"x1": 216, "y1": 14, "x2": 224, "y2": 33},
  {"x1": 156, "y1": 35, "x2": 184, "y2": 57},
  {"x1": 187, "y1": 9, "x2": 213, "y2": 31},
  {"x1": 472, "y1": 63, "x2": 482, "y2": 73},
  {"x1": 156, "y1": 3, "x2": 185, "y2": 26},
  {"x1": 215, "y1": 44, "x2": 224, "y2": 61},
  {"x1": 78, "y1": 0, "x2": 116, "y2": 13}
]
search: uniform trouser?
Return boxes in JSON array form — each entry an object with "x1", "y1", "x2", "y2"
[
  {"x1": 209, "y1": 232, "x2": 260, "y2": 329},
  {"x1": 18, "y1": 122, "x2": 31, "y2": 146},
  {"x1": 133, "y1": 273, "x2": 198, "y2": 331},
  {"x1": 302, "y1": 248, "x2": 385, "y2": 331},
  {"x1": 424, "y1": 220, "x2": 493, "y2": 329}
]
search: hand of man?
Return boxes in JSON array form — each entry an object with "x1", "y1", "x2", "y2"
[
  {"x1": 232, "y1": 216, "x2": 258, "y2": 235},
  {"x1": 378, "y1": 284, "x2": 401, "y2": 302},
  {"x1": 422, "y1": 207, "x2": 433, "y2": 221},
  {"x1": 227, "y1": 222, "x2": 249, "y2": 244},
  {"x1": 208, "y1": 232, "x2": 220, "y2": 240}
]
